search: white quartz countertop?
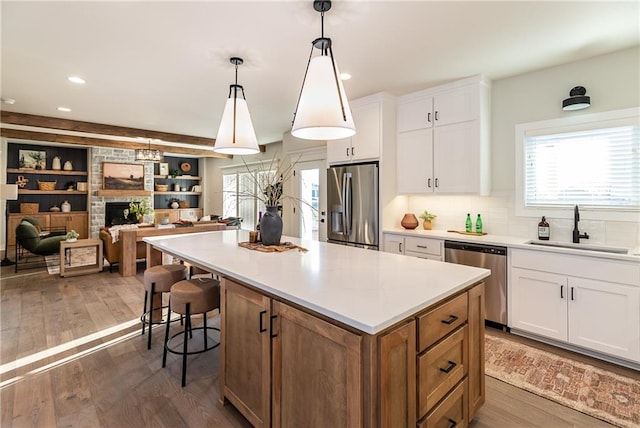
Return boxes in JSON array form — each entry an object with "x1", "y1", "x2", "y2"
[
  {"x1": 384, "y1": 228, "x2": 640, "y2": 261},
  {"x1": 144, "y1": 230, "x2": 490, "y2": 335}
]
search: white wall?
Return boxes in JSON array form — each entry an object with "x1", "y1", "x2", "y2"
[{"x1": 405, "y1": 47, "x2": 640, "y2": 249}]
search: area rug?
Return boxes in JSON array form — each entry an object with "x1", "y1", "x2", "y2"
[{"x1": 485, "y1": 333, "x2": 640, "y2": 427}]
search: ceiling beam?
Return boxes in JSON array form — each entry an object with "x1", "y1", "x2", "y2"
[
  {"x1": 0, "y1": 128, "x2": 229, "y2": 158},
  {"x1": 1, "y1": 111, "x2": 218, "y2": 147}
]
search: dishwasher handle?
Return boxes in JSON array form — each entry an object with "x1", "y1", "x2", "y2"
[{"x1": 444, "y1": 240, "x2": 507, "y2": 256}]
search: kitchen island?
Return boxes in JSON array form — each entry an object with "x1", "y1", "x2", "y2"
[{"x1": 145, "y1": 230, "x2": 490, "y2": 428}]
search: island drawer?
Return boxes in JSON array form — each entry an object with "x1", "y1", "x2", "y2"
[
  {"x1": 405, "y1": 237, "x2": 442, "y2": 257},
  {"x1": 418, "y1": 378, "x2": 468, "y2": 428},
  {"x1": 418, "y1": 292, "x2": 468, "y2": 352},
  {"x1": 418, "y1": 326, "x2": 468, "y2": 417}
]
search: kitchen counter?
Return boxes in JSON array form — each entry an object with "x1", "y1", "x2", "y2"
[
  {"x1": 144, "y1": 229, "x2": 490, "y2": 334},
  {"x1": 384, "y1": 227, "x2": 640, "y2": 261}
]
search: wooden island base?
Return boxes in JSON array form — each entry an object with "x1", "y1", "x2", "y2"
[{"x1": 220, "y1": 278, "x2": 485, "y2": 428}]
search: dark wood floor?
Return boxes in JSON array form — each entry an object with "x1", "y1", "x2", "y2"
[{"x1": 1, "y1": 263, "x2": 631, "y2": 427}]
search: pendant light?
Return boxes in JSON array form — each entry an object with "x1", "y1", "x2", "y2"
[
  {"x1": 214, "y1": 57, "x2": 260, "y2": 155},
  {"x1": 291, "y1": 0, "x2": 355, "y2": 141},
  {"x1": 135, "y1": 139, "x2": 163, "y2": 163}
]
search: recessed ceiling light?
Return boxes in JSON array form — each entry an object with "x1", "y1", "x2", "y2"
[
  {"x1": 57, "y1": 107, "x2": 71, "y2": 112},
  {"x1": 67, "y1": 76, "x2": 86, "y2": 84},
  {"x1": 340, "y1": 73, "x2": 352, "y2": 81},
  {"x1": 1, "y1": 98, "x2": 16, "y2": 105}
]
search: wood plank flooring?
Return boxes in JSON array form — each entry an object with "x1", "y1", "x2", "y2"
[{"x1": 1, "y1": 264, "x2": 632, "y2": 427}]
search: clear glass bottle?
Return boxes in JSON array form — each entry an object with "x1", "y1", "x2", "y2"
[
  {"x1": 538, "y1": 216, "x2": 550, "y2": 240},
  {"x1": 475, "y1": 214, "x2": 483, "y2": 233},
  {"x1": 465, "y1": 213, "x2": 472, "y2": 232}
]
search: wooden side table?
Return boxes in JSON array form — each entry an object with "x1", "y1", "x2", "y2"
[{"x1": 60, "y1": 239, "x2": 104, "y2": 277}]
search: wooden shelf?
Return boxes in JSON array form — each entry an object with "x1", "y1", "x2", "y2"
[
  {"x1": 154, "y1": 191, "x2": 202, "y2": 196},
  {"x1": 96, "y1": 189, "x2": 152, "y2": 197},
  {"x1": 153, "y1": 175, "x2": 201, "y2": 180},
  {"x1": 18, "y1": 190, "x2": 88, "y2": 195},
  {"x1": 7, "y1": 168, "x2": 88, "y2": 176}
]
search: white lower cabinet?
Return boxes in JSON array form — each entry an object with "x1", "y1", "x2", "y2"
[
  {"x1": 510, "y1": 249, "x2": 640, "y2": 363},
  {"x1": 383, "y1": 233, "x2": 443, "y2": 261}
]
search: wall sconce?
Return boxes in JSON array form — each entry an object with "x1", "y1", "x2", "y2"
[{"x1": 562, "y1": 86, "x2": 591, "y2": 111}]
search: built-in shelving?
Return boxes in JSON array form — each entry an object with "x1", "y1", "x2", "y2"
[
  {"x1": 154, "y1": 175, "x2": 201, "y2": 180},
  {"x1": 7, "y1": 168, "x2": 88, "y2": 176},
  {"x1": 96, "y1": 190, "x2": 152, "y2": 197},
  {"x1": 19, "y1": 190, "x2": 88, "y2": 195},
  {"x1": 154, "y1": 191, "x2": 201, "y2": 196}
]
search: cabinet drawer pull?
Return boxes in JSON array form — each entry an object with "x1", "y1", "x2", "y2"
[
  {"x1": 435, "y1": 178, "x2": 439, "y2": 188},
  {"x1": 560, "y1": 285, "x2": 564, "y2": 299},
  {"x1": 427, "y1": 112, "x2": 432, "y2": 123},
  {"x1": 351, "y1": 147, "x2": 354, "y2": 156},
  {"x1": 346, "y1": 148, "x2": 349, "y2": 157},
  {"x1": 416, "y1": 244, "x2": 427, "y2": 249},
  {"x1": 448, "y1": 418, "x2": 457, "y2": 428},
  {"x1": 427, "y1": 178, "x2": 432, "y2": 188},
  {"x1": 441, "y1": 314, "x2": 458, "y2": 325},
  {"x1": 270, "y1": 314, "x2": 278, "y2": 338},
  {"x1": 435, "y1": 111, "x2": 439, "y2": 121},
  {"x1": 259, "y1": 310, "x2": 267, "y2": 333},
  {"x1": 439, "y1": 360, "x2": 457, "y2": 374},
  {"x1": 571, "y1": 287, "x2": 575, "y2": 301}
]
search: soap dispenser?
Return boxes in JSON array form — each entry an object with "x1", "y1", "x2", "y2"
[{"x1": 538, "y1": 216, "x2": 550, "y2": 240}]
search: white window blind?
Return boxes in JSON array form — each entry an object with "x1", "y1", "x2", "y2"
[{"x1": 524, "y1": 124, "x2": 640, "y2": 208}]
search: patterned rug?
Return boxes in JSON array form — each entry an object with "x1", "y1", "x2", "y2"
[{"x1": 485, "y1": 333, "x2": 640, "y2": 427}]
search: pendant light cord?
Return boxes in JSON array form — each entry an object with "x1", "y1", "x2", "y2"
[{"x1": 232, "y1": 61, "x2": 238, "y2": 144}]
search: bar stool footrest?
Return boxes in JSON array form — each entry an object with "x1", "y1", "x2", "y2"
[{"x1": 165, "y1": 326, "x2": 220, "y2": 356}]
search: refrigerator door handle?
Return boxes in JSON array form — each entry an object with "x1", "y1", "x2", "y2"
[{"x1": 344, "y1": 172, "x2": 352, "y2": 236}]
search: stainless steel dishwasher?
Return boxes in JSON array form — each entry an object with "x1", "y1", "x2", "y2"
[{"x1": 444, "y1": 241, "x2": 507, "y2": 327}]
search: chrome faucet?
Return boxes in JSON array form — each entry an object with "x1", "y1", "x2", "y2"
[{"x1": 572, "y1": 205, "x2": 589, "y2": 243}]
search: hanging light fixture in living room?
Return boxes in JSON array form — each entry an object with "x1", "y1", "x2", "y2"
[
  {"x1": 135, "y1": 139, "x2": 163, "y2": 163},
  {"x1": 291, "y1": 0, "x2": 355, "y2": 141},
  {"x1": 213, "y1": 57, "x2": 260, "y2": 155}
]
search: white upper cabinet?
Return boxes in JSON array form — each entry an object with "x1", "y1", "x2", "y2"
[
  {"x1": 327, "y1": 93, "x2": 393, "y2": 165},
  {"x1": 396, "y1": 75, "x2": 490, "y2": 195}
]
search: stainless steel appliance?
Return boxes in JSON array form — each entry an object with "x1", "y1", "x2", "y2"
[
  {"x1": 327, "y1": 162, "x2": 379, "y2": 249},
  {"x1": 444, "y1": 241, "x2": 507, "y2": 327}
]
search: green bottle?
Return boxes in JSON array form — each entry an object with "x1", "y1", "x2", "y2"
[
  {"x1": 465, "y1": 213, "x2": 472, "y2": 232},
  {"x1": 475, "y1": 214, "x2": 483, "y2": 233}
]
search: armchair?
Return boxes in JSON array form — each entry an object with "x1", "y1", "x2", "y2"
[
  {"x1": 99, "y1": 228, "x2": 146, "y2": 273},
  {"x1": 15, "y1": 220, "x2": 67, "y2": 272}
]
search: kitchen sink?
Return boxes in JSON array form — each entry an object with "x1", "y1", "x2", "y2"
[{"x1": 527, "y1": 240, "x2": 629, "y2": 254}]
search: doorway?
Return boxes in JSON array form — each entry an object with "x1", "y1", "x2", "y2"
[{"x1": 292, "y1": 160, "x2": 326, "y2": 241}]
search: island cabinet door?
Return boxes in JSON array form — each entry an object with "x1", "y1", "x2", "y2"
[
  {"x1": 221, "y1": 279, "x2": 271, "y2": 428},
  {"x1": 271, "y1": 301, "x2": 362, "y2": 428},
  {"x1": 467, "y1": 282, "x2": 485, "y2": 421},
  {"x1": 379, "y1": 320, "x2": 417, "y2": 427}
]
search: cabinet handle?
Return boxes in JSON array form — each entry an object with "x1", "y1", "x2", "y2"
[
  {"x1": 441, "y1": 314, "x2": 458, "y2": 325},
  {"x1": 435, "y1": 111, "x2": 439, "y2": 121},
  {"x1": 399, "y1": 243, "x2": 403, "y2": 253},
  {"x1": 351, "y1": 147, "x2": 354, "y2": 156},
  {"x1": 439, "y1": 360, "x2": 457, "y2": 374},
  {"x1": 571, "y1": 287, "x2": 575, "y2": 301},
  {"x1": 270, "y1": 314, "x2": 278, "y2": 338},
  {"x1": 427, "y1": 178, "x2": 432, "y2": 188},
  {"x1": 346, "y1": 148, "x2": 349, "y2": 157},
  {"x1": 416, "y1": 244, "x2": 427, "y2": 249},
  {"x1": 259, "y1": 310, "x2": 267, "y2": 333},
  {"x1": 448, "y1": 418, "x2": 458, "y2": 428},
  {"x1": 560, "y1": 285, "x2": 564, "y2": 299},
  {"x1": 427, "y1": 112, "x2": 432, "y2": 123}
]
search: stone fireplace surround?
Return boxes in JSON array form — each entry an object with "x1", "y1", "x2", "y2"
[{"x1": 89, "y1": 147, "x2": 154, "y2": 238}]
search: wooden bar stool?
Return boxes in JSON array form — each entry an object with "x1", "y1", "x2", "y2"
[
  {"x1": 141, "y1": 264, "x2": 187, "y2": 349},
  {"x1": 163, "y1": 278, "x2": 220, "y2": 387}
]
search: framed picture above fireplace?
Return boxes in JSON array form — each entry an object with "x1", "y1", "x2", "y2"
[{"x1": 102, "y1": 163, "x2": 144, "y2": 190}]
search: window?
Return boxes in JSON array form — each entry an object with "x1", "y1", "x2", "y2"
[
  {"x1": 222, "y1": 168, "x2": 271, "y2": 230},
  {"x1": 516, "y1": 107, "x2": 640, "y2": 221}
]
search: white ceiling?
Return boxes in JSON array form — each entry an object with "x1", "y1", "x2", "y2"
[{"x1": 1, "y1": 1, "x2": 638, "y2": 145}]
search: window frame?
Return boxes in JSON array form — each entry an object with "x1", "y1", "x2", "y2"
[
  {"x1": 515, "y1": 107, "x2": 640, "y2": 222},
  {"x1": 221, "y1": 163, "x2": 276, "y2": 230}
]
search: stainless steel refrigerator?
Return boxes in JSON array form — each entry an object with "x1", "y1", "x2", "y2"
[{"x1": 327, "y1": 162, "x2": 379, "y2": 249}]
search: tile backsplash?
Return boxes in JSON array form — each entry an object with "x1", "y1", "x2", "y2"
[{"x1": 406, "y1": 192, "x2": 640, "y2": 249}]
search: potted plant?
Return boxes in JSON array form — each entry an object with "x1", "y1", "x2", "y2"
[
  {"x1": 65, "y1": 229, "x2": 80, "y2": 242},
  {"x1": 123, "y1": 198, "x2": 155, "y2": 224},
  {"x1": 418, "y1": 211, "x2": 437, "y2": 230}
]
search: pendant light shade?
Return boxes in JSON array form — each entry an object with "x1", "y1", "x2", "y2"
[
  {"x1": 135, "y1": 139, "x2": 163, "y2": 163},
  {"x1": 214, "y1": 57, "x2": 260, "y2": 155},
  {"x1": 292, "y1": 1, "x2": 355, "y2": 141}
]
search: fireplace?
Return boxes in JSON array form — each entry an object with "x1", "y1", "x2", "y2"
[{"x1": 105, "y1": 202, "x2": 137, "y2": 226}]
